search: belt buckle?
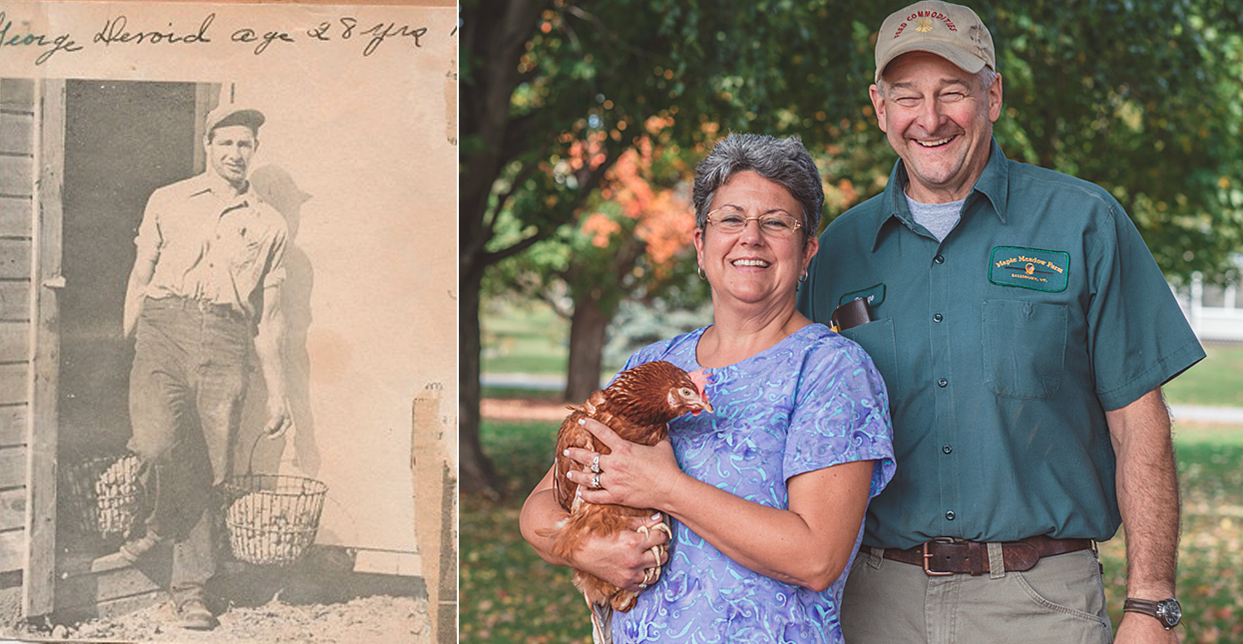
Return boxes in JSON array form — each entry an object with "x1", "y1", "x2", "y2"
[{"x1": 922, "y1": 537, "x2": 957, "y2": 576}]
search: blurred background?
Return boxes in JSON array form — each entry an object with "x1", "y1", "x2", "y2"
[{"x1": 459, "y1": 1, "x2": 1243, "y2": 641}]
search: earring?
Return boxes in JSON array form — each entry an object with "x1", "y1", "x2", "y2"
[
  {"x1": 799, "y1": 273, "x2": 808, "y2": 283},
  {"x1": 697, "y1": 266, "x2": 706, "y2": 280}
]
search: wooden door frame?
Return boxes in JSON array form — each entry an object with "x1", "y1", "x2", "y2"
[{"x1": 26, "y1": 77, "x2": 65, "y2": 617}]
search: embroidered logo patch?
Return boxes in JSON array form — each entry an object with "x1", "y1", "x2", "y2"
[
  {"x1": 989, "y1": 246, "x2": 1070, "y2": 292},
  {"x1": 839, "y1": 283, "x2": 886, "y2": 309}
]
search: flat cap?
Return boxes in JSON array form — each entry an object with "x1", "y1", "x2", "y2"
[{"x1": 205, "y1": 103, "x2": 265, "y2": 134}]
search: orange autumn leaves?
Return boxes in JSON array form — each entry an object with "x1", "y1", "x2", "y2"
[{"x1": 577, "y1": 129, "x2": 695, "y2": 282}]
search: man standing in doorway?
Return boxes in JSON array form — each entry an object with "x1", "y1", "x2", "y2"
[
  {"x1": 116, "y1": 103, "x2": 290, "y2": 630},
  {"x1": 798, "y1": 2, "x2": 1203, "y2": 642}
]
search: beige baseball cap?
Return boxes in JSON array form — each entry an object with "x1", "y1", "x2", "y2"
[{"x1": 874, "y1": 1, "x2": 995, "y2": 82}]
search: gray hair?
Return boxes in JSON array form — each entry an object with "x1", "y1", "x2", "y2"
[
  {"x1": 692, "y1": 133, "x2": 824, "y2": 242},
  {"x1": 876, "y1": 65, "x2": 998, "y2": 97}
]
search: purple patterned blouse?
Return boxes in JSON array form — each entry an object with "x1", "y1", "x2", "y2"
[{"x1": 612, "y1": 324, "x2": 895, "y2": 643}]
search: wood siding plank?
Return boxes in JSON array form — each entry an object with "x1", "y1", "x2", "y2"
[
  {"x1": 0, "y1": 320, "x2": 29, "y2": 362},
  {"x1": 0, "y1": 405, "x2": 26, "y2": 447},
  {"x1": 0, "y1": 239, "x2": 30, "y2": 279},
  {"x1": 0, "y1": 529, "x2": 23, "y2": 572},
  {"x1": 0, "y1": 283, "x2": 29, "y2": 321},
  {"x1": 0, "y1": 112, "x2": 34, "y2": 155},
  {"x1": 0, "y1": 156, "x2": 32, "y2": 196},
  {"x1": 0, "y1": 363, "x2": 28, "y2": 405},
  {"x1": 0, "y1": 488, "x2": 25, "y2": 531},
  {"x1": 0, "y1": 195, "x2": 32, "y2": 237},
  {"x1": 0, "y1": 446, "x2": 24, "y2": 488},
  {"x1": 0, "y1": 79, "x2": 34, "y2": 109}
]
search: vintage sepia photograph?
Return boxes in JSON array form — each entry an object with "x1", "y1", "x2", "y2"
[{"x1": 0, "y1": 2, "x2": 456, "y2": 642}]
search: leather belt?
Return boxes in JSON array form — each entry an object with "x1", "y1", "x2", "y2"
[
  {"x1": 151, "y1": 296, "x2": 246, "y2": 323},
  {"x1": 874, "y1": 535, "x2": 1094, "y2": 576}
]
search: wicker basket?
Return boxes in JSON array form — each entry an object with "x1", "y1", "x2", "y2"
[
  {"x1": 61, "y1": 453, "x2": 141, "y2": 539},
  {"x1": 222, "y1": 434, "x2": 327, "y2": 566}
]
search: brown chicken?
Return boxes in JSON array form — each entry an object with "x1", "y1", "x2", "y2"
[{"x1": 549, "y1": 360, "x2": 713, "y2": 644}]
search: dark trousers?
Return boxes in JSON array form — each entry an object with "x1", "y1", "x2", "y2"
[{"x1": 128, "y1": 297, "x2": 250, "y2": 601}]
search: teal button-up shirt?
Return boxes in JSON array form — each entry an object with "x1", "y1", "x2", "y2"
[{"x1": 797, "y1": 140, "x2": 1205, "y2": 549}]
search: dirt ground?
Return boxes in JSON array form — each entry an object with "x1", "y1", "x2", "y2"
[
  {"x1": 0, "y1": 583, "x2": 429, "y2": 644},
  {"x1": 480, "y1": 397, "x2": 570, "y2": 422},
  {"x1": 0, "y1": 585, "x2": 429, "y2": 643}
]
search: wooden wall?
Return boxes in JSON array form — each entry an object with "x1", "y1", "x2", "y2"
[{"x1": 0, "y1": 79, "x2": 36, "y2": 575}]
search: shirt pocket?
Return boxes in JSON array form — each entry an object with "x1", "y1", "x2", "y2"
[
  {"x1": 839, "y1": 317, "x2": 899, "y2": 406},
  {"x1": 229, "y1": 237, "x2": 266, "y2": 272},
  {"x1": 982, "y1": 299, "x2": 1067, "y2": 399}
]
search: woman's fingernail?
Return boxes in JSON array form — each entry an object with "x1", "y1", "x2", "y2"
[
  {"x1": 578, "y1": 418, "x2": 586, "y2": 426},
  {"x1": 651, "y1": 513, "x2": 661, "y2": 521},
  {"x1": 563, "y1": 449, "x2": 569, "y2": 456}
]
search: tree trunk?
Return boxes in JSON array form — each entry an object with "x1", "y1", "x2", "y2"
[
  {"x1": 458, "y1": 0, "x2": 550, "y2": 500},
  {"x1": 458, "y1": 263, "x2": 505, "y2": 498},
  {"x1": 563, "y1": 294, "x2": 611, "y2": 403}
]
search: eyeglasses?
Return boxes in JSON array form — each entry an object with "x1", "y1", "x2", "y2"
[{"x1": 705, "y1": 209, "x2": 803, "y2": 237}]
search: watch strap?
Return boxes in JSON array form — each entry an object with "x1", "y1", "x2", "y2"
[
  {"x1": 1123, "y1": 598, "x2": 1160, "y2": 614},
  {"x1": 1124, "y1": 597, "x2": 1179, "y2": 629}
]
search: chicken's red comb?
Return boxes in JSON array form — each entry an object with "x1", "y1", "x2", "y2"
[{"x1": 687, "y1": 368, "x2": 712, "y2": 403}]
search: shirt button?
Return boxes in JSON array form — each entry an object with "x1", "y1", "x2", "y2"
[
  {"x1": 934, "y1": 254, "x2": 945, "y2": 264},
  {"x1": 946, "y1": 510, "x2": 956, "y2": 521},
  {"x1": 938, "y1": 378, "x2": 948, "y2": 388},
  {"x1": 942, "y1": 444, "x2": 952, "y2": 454},
  {"x1": 933, "y1": 313, "x2": 943, "y2": 323}
]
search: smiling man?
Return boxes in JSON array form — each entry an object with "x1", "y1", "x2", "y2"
[
  {"x1": 116, "y1": 102, "x2": 291, "y2": 630},
  {"x1": 797, "y1": 2, "x2": 1203, "y2": 643}
]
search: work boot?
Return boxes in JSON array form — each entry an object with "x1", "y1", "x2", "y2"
[{"x1": 174, "y1": 598, "x2": 219, "y2": 630}]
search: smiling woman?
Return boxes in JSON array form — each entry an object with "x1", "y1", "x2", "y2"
[{"x1": 519, "y1": 133, "x2": 895, "y2": 644}]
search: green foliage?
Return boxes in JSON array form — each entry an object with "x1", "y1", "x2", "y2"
[
  {"x1": 475, "y1": 0, "x2": 1243, "y2": 309},
  {"x1": 985, "y1": 1, "x2": 1243, "y2": 283},
  {"x1": 463, "y1": 0, "x2": 1243, "y2": 494}
]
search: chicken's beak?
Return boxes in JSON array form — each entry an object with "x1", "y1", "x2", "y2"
[{"x1": 688, "y1": 396, "x2": 713, "y2": 416}]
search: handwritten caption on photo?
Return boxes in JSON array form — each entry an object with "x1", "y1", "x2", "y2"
[{"x1": 0, "y1": 10, "x2": 432, "y2": 65}]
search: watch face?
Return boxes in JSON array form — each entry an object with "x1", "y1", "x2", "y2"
[{"x1": 1157, "y1": 599, "x2": 1182, "y2": 627}]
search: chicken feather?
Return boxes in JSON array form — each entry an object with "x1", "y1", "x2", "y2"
[{"x1": 548, "y1": 360, "x2": 712, "y2": 643}]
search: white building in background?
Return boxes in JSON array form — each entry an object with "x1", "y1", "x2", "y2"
[{"x1": 1173, "y1": 257, "x2": 1243, "y2": 343}]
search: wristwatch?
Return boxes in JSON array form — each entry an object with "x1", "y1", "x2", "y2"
[{"x1": 1123, "y1": 597, "x2": 1181, "y2": 630}]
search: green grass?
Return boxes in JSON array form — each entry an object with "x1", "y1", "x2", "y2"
[
  {"x1": 461, "y1": 421, "x2": 1243, "y2": 644},
  {"x1": 1163, "y1": 344, "x2": 1243, "y2": 407},
  {"x1": 1097, "y1": 425, "x2": 1243, "y2": 643},
  {"x1": 481, "y1": 302, "x2": 569, "y2": 376},
  {"x1": 460, "y1": 419, "x2": 585, "y2": 643}
]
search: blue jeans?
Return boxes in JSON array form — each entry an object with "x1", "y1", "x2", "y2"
[{"x1": 128, "y1": 296, "x2": 251, "y2": 601}]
